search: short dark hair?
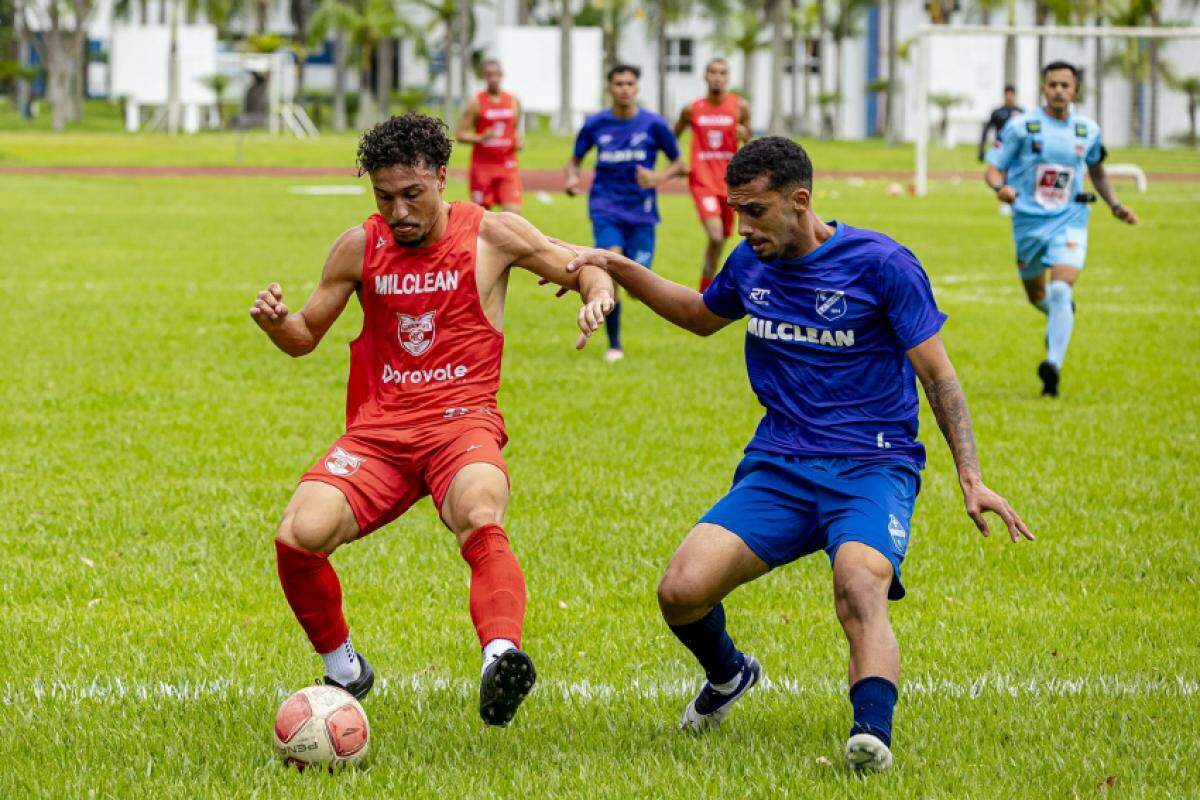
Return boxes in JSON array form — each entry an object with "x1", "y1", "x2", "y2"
[
  {"x1": 726, "y1": 136, "x2": 813, "y2": 192},
  {"x1": 1042, "y1": 61, "x2": 1079, "y2": 80},
  {"x1": 706, "y1": 58, "x2": 728, "y2": 70},
  {"x1": 1004, "y1": 84, "x2": 1016, "y2": 93},
  {"x1": 356, "y1": 113, "x2": 453, "y2": 175},
  {"x1": 607, "y1": 64, "x2": 640, "y2": 82}
]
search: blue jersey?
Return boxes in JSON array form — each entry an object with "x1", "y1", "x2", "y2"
[
  {"x1": 572, "y1": 108, "x2": 680, "y2": 225},
  {"x1": 986, "y1": 105, "x2": 1105, "y2": 238},
  {"x1": 702, "y1": 223, "x2": 947, "y2": 468}
]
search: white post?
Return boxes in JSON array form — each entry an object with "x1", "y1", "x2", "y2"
[{"x1": 914, "y1": 29, "x2": 929, "y2": 197}]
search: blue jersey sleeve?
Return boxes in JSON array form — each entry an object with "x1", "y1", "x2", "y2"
[
  {"x1": 652, "y1": 116, "x2": 681, "y2": 161},
  {"x1": 572, "y1": 119, "x2": 596, "y2": 162},
  {"x1": 1085, "y1": 125, "x2": 1106, "y2": 165},
  {"x1": 878, "y1": 247, "x2": 947, "y2": 351},
  {"x1": 985, "y1": 117, "x2": 1023, "y2": 171},
  {"x1": 702, "y1": 255, "x2": 744, "y2": 320}
]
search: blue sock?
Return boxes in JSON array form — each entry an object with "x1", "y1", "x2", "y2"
[
  {"x1": 849, "y1": 676, "x2": 898, "y2": 747},
  {"x1": 605, "y1": 301, "x2": 622, "y2": 351},
  {"x1": 1045, "y1": 280, "x2": 1074, "y2": 368},
  {"x1": 667, "y1": 604, "x2": 745, "y2": 685}
]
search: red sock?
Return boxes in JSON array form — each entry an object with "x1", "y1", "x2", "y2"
[
  {"x1": 275, "y1": 538, "x2": 349, "y2": 654},
  {"x1": 460, "y1": 524, "x2": 526, "y2": 648},
  {"x1": 699, "y1": 275, "x2": 713, "y2": 292}
]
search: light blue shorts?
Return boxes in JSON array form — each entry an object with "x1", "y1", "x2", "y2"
[{"x1": 1014, "y1": 222, "x2": 1088, "y2": 279}]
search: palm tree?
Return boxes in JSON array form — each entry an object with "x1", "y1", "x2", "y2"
[
  {"x1": 29, "y1": 0, "x2": 97, "y2": 130},
  {"x1": 645, "y1": 0, "x2": 690, "y2": 115},
  {"x1": 559, "y1": 0, "x2": 572, "y2": 134},
  {"x1": 765, "y1": 0, "x2": 787, "y2": 134},
  {"x1": 928, "y1": 90, "x2": 965, "y2": 143},
  {"x1": 594, "y1": 0, "x2": 635, "y2": 75},
  {"x1": 828, "y1": 0, "x2": 870, "y2": 135},
  {"x1": 413, "y1": 0, "x2": 463, "y2": 122},
  {"x1": 310, "y1": 0, "x2": 407, "y2": 128},
  {"x1": 1169, "y1": 73, "x2": 1200, "y2": 146},
  {"x1": 708, "y1": 0, "x2": 768, "y2": 105}
]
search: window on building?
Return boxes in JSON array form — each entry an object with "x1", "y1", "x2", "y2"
[{"x1": 666, "y1": 38, "x2": 694, "y2": 74}]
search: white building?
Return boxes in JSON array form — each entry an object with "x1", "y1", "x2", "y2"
[{"x1": 38, "y1": 0, "x2": 1200, "y2": 145}]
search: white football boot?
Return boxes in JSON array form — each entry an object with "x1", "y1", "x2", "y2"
[
  {"x1": 845, "y1": 732, "x2": 894, "y2": 771},
  {"x1": 678, "y1": 655, "x2": 762, "y2": 732}
]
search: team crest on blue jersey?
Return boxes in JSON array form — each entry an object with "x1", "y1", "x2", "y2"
[
  {"x1": 630, "y1": 132, "x2": 648, "y2": 146},
  {"x1": 888, "y1": 514, "x2": 908, "y2": 554},
  {"x1": 815, "y1": 289, "x2": 847, "y2": 321}
]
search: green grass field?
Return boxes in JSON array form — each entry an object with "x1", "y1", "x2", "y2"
[{"x1": 1, "y1": 133, "x2": 1198, "y2": 798}]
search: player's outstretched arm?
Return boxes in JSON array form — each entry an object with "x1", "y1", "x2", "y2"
[
  {"x1": 479, "y1": 212, "x2": 616, "y2": 349},
  {"x1": 907, "y1": 333, "x2": 1034, "y2": 543},
  {"x1": 563, "y1": 246, "x2": 732, "y2": 337},
  {"x1": 672, "y1": 106, "x2": 691, "y2": 140},
  {"x1": 455, "y1": 99, "x2": 487, "y2": 144},
  {"x1": 1087, "y1": 162, "x2": 1138, "y2": 225},
  {"x1": 249, "y1": 226, "x2": 363, "y2": 357}
]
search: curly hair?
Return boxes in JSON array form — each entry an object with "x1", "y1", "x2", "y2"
[
  {"x1": 725, "y1": 136, "x2": 813, "y2": 192},
  {"x1": 356, "y1": 114, "x2": 453, "y2": 175}
]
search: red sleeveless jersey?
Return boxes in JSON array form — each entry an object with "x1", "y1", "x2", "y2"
[
  {"x1": 345, "y1": 202, "x2": 503, "y2": 429},
  {"x1": 688, "y1": 93, "x2": 740, "y2": 194},
  {"x1": 471, "y1": 91, "x2": 518, "y2": 168}
]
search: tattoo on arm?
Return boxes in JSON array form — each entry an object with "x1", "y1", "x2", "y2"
[{"x1": 923, "y1": 376, "x2": 981, "y2": 478}]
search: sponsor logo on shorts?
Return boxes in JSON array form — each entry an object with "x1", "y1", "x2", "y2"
[
  {"x1": 888, "y1": 514, "x2": 908, "y2": 554},
  {"x1": 398, "y1": 311, "x2": 436, "y2": 356},
  {"x1": 325, "y1": 446, "x2": 365, "y2": 476},
  {"x1": 815, "y1": 289, "x2": 847, "y2": 321}
]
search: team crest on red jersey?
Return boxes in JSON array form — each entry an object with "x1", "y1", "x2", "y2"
[
  {"x1": 324, "y1": 446, "x2": 364, "y2": 476},
  {"x1": 398, "y1": 311, "x2": 436, "y2": 356}
]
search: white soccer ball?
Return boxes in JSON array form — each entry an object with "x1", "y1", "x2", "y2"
[
  {"x1": 886, "y1": 182, "x2": 903, "y2": 197},
  {"x1": 273, "y1": 685, "x2": 370, "y2": 771}
]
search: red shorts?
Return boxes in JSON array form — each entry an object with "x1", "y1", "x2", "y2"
[
  {"x1": 300, "y1": 409, "x2": 509, "y2": 535},
  {"x1": 691, "y1": 188, "x2": 735, "y2": 237},
  {"x1": 469, "y1": 162, "x2": 522, "y2": 209}
]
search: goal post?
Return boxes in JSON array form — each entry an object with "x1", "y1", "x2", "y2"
[{"x1": 912, "y1": 24, "x2": 1200, "y2": 197}]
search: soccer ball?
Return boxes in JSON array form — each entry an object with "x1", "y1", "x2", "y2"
[{"x1": 273, "y1": 685, "x2": 370, "y2": 771}]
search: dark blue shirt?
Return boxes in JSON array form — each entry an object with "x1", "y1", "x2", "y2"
[
  {"x1": 702, "y1": 222, "x2": 947, "y2": 467},
  {"x1": 572, "y1": 108, "x2": 680, "y2": 225}
]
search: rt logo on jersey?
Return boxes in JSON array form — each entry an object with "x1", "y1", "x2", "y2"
[
  {"x1": 815, "y1": 289, "x2": 847, "y2": 321},
  {"x1": 324, "y1": 446, "x2": 365, "y2": 477},
  {"x1": 398, "y1": 311, "x2": 436, "y2": 357},
  {"x1": 749, "y1": 288, "x2": 771, "y2": 305},
  {"x1": 888, "y1": 514, "x2": 908, "y2": 554}
]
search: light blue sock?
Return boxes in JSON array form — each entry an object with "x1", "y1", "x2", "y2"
[{"x1": 1045, "y1": 280, "x2": 1074, "y2": 368}]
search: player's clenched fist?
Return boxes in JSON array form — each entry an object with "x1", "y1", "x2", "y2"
[{"x1": 250, "y1": 283, "x2": 289, "y2": 327}]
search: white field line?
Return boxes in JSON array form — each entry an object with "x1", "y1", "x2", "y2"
[
  {"x1": 933, "y1": 288, "x2": 1193, "y2": 316},
  {"x1": 4, "y1": 674, "x2": 1196, "y2": 706}
]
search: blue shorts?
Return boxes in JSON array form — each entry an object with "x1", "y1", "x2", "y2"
[
  {"x1": 699, "y1": 452, "x2": 921, "y2": 600},
  {"x1": 592, "y1": 216, "x2": 656, "y2": 267},
  {"x1": 1013, "y1": 219, "x2": 1088, "y2": 279}
]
